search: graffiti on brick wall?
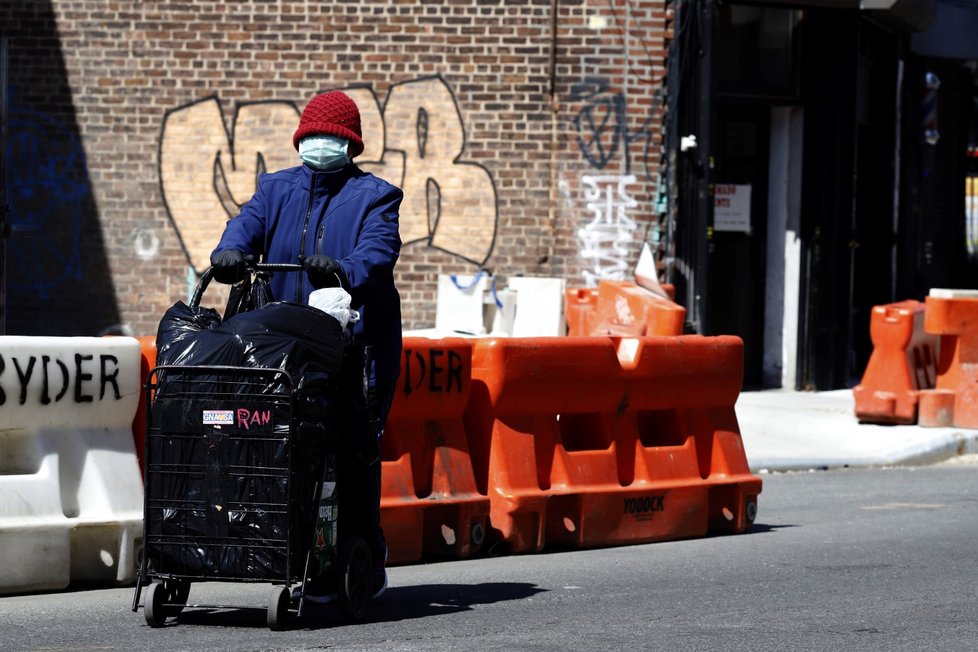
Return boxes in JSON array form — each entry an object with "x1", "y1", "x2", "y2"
[
  {"x1": 571, "y1": 76, "x2": 663, "y2": 284},
  {"x1": 6, "y1": 108, "x2": 87, "y2": 299},
  {"x1": 381, "y1": 78, "x2": 497, "y2": 264},
  {"x1": 577, "y1": 174, "x2": 638, "y2": 284},
  {"x1": 159, "y1": 98, "x2": 297, "y2": 273},
  {"x1": 571, "y1": 77, "x2": 660, "y2": 180},
  {"x1": 159, "y1": 75, "x2": 497, "y2": 273},
  {"x1": 132, "y1": 224, "x2": 161, "y2": 261}
]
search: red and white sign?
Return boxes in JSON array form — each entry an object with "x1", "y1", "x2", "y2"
[{"x1": 714, "y1": 184, "x2": 752, "y2": 234}]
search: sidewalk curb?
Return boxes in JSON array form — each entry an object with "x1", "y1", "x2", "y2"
[
  {"x1": 746, "y1": 429, "x2": 978, "y2": 473},
  {"x1": 735, "y1": 389, "x2": 978, "y2": 473}
]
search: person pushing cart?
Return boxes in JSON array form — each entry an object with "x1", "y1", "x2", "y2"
[
  {"x1": 210, "y1": 89, "x2": 403, "y2": 603},
  {"x1": 132, "y1": 90, "x2": 403, "y2": 629}
]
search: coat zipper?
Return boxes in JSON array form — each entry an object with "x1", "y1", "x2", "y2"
[
  {"x1": 316, "y1": 221, "x2": 327, "y2": 255},
  {"x1": 296, "y1": 172, "x2": 317, "y2": 299}
]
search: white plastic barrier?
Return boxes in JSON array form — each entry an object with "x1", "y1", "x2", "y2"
[
  {"x1": 505, "y1": 276, "x2": 566, "y2": 336},
  {"x1": 0, "y1": 336, "x2": 143, "y2": 595},
  {"x1": 435, "y1": 273, "x2": 491, "y2": 335},
  {"x1": 433, "y1": 274, "x2": 568, "y2": 338}
]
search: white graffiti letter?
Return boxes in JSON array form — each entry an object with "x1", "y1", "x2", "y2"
[{"x1": 577, "y1": 174, "x2": 638, "y2": 284}]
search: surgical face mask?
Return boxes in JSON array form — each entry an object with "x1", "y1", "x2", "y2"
[{"x1": 298, "y1": 135, "x2": 350, "y2": 170}]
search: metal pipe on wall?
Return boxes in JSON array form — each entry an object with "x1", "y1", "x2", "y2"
[{"x1": 546, "y1": 0, "x2": 560, "y2": 272}]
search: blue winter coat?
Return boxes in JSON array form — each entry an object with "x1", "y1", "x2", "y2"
[{"x1": 212, "y1": 162, "x2": 403, "y2": 390}]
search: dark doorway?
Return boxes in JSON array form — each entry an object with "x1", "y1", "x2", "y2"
[
  {"x1": 797, "y1": 11, "x2": 860, "y2": 390},
  {"x1": 798, "y1": 14, "x2": 903, "y2": 389},
  {"x1": 850, "y1": 27, "x2": 900, "y2": 385},
  {"x1": 709, "y1": 104, "x2": 771, "y2": 389}
]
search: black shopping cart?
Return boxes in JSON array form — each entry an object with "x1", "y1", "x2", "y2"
[{"x1": 131, "y1": 263, "x2": 374, "y2": 629}]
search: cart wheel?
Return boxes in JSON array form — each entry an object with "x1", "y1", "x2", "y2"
[
  {"x1": 144, "y1": 582, "x2": 167, "y2": 628},
  {"x1": 267, "y1": 586, "x2": 290, "y2": 631},
  {"x1": 162, "y1": 579, "x2": 190, "y2": 617},
  {"x1": 337, "y1": 536, "x2": 373, "y2": 623}
]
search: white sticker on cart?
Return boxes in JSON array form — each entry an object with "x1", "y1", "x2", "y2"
[{"x1": 203, "y1": 410, "x2": 235, "y2": 425}]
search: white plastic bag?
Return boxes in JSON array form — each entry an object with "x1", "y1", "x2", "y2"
[{"x1": 309, "y1": 287, "x2": 360, "y2": 329}]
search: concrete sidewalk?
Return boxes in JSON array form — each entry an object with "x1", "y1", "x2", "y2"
[{"x1": 735, "y1": 389, "x2": 978, "y2": 473}]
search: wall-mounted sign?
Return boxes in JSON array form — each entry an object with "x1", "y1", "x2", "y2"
[{"x1": 714, "y1": 184, "x2": 752, "y2": 234}]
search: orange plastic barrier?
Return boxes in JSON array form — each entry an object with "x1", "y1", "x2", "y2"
[
  {"x1": 380, "y1": 338, "x2": 490, "y2": 564},
  {"x1": 466, "y1": 335, "x2": 761, "y2": 554},
  {"x1": 132, "y1": 335, "x2": 157, "y2": 475},
  {"x1": 918, "y1": 388, "x2": 956, "y2": 427},
  {"x1": 565, "y1": 280, "x2": 684, "y2": 336},
  {"x1": 852, "y1": 300, "x2": 938, "y2": 424},
  {"x1": 920, "y1": 291, "x2": 978, "y2": 428},
  {"x1": 565, "y1": 288, "x2": 599, "y2": 337}
]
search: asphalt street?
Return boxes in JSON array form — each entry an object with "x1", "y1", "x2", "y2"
[{"x1": 2, "y1": 460, "x2": 976, "y2": 652}]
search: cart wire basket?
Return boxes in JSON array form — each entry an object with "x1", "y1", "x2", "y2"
[{"x1": 131, "y1": 263, "x2": 371, "y2": 629}]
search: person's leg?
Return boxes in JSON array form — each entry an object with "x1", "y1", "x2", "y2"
[
  {"x1": 305, "y1": 346, "x2": 365, "y2": 602},
  {"x1": 367, "y1": 381, "x2": 395, "y2": 597}
]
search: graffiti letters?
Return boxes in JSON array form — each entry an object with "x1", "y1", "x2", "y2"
[
  {"x1": 571, "y1": 77, "x2": 664, "y2": 284},
  {"x1": 571, "y1": 77, "x2": 662, "y2": 180},
  {"x1": 573, "y1": 81, "x2": 627, "y2": 170},
  {"x1": 160, "y1": 98, "x2": 298, "y2": 272},
  {"x1": 401, "y1": 348, "x2": 465, "y2": 396},
  {"x1": 577, "y1": 174, "x2": 638, "y2": 284},
  {"x1": 159, "y1": 76, "x2": 497, "y2": 272},
  {"x1": 133, "y1": 225, "x2": 161, "y2": 261},
  {"x1": 236, "y1": 407, "x2": 271, "y2": 430},
  {"x1": 0, "y1": 352, "x2": 122, "y2": 406},
  {"x1": 382, "y1": 77, "x2": 496, "y2": 263}
]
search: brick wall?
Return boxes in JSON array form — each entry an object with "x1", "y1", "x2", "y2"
[{"x1": 2, "y1": 0, "x2": 670, "y2": 336}]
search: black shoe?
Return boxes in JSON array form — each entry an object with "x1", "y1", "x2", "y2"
[{"x1": 297, "y1": 576, "x2": 337, "y2": 605}]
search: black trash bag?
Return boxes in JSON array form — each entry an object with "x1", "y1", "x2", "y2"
[
  {"x1": 147, "y1": 299, "x2": 345, "y2": 578},
  {"x1": 145, "y1": 399, "x2": 295, "y2": 578},
  {"x1": 224, "y1": 273, "x2": 276, "y2": 321},
  {"x1": 154, "y1": 302, "x2": 240, "y2": 372},
  {"x1": 155, "y1": 299, "x2": 345, "y2": 389}
]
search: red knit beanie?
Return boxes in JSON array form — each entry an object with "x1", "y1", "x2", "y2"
[{"x1": 292, "y1": 90, "x2": 364, "y2": 158}]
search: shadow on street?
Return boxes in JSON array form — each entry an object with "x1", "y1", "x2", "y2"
[{"x1": 171, "y1": 581, "x2": 546, "y2": 630}]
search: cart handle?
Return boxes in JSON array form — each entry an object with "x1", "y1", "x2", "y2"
[{"x1": 192, "y1": 262, "x2": 304, "y2": 309}]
